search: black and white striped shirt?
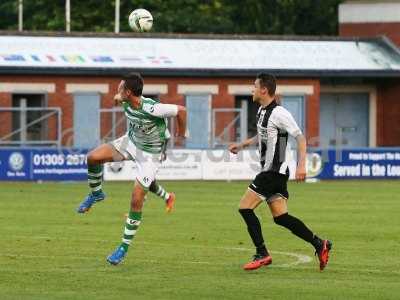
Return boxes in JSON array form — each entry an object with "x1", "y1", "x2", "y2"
[{"x1": 256, "y1": 100, "x2": 302, "y2": 176}]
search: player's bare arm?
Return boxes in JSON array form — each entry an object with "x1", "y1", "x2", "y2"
[
  {"x1": 295, "y1": 134, "x2": 307, "y2": 181},
  {"x1": 229, "y1": 135, "x2": 257, "y2": 154},
  {"x1": 176, "y1": 105, "x2": 187, "y2": 138},
  {"x1": 148, "y1": 103, "x2": 187, "y2": 138}
]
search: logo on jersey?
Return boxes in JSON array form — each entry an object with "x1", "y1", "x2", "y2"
[
  {"x1": 142, "y1": 103, "x2": 155, "y2": 114},
  {"x1": 257, "y1": 110, "x2": 266, "y2": 126}
]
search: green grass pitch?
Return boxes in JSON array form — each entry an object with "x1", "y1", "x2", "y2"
[{"x1": 0, "y1": 180, "x2": 399, "y2": 300}]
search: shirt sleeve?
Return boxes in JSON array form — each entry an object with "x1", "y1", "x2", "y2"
[
  {"x1": 142, "y1": 103, "x2": 179, "y2": 118},
  {"x1": 272, "y1": 107, "x2": 302, "y2": 138}
]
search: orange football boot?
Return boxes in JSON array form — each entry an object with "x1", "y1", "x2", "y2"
[
  {"x1": 165, "y1": 192, "x2": 176, "y2": 213},
  {"x1": 243, "y1": 255, "x2": 272, "y2": 271}
]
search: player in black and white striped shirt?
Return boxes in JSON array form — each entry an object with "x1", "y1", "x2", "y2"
[{"x1": 229, "y1": 73, "x2": 332, "y2": 271}]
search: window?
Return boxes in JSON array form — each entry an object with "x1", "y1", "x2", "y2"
[
  {"x1": 235, "y1": 95, "x2": 305, "y2": 145},
  {"x1": 12, "y1": 94, "x2": 46, "y2": 143}
]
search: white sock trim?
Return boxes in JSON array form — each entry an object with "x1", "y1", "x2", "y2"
[
  {"x1": 124, "y1": 228, "x2": 137, "y2": 236},
  {"x1": 88, "y1": 171, "x2": 103, "y2": 177},
  {"x1": 91, "y1": 185, "x2": 102, "y2": 192},
  {"x1": 122, "y1": 238, "x2": 131, "y2": 245},
  {"x1": 88, "y1": 179, "x2": 101, "y2": 184}
]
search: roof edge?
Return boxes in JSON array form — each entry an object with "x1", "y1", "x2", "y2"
[
  {"x1": 1, "y1": 66, "x2": 399, "y2": 78},
  {"x1": 379, "y1": 35, "x2": 400, "y2": 56},
  {"x1": 0, "y1": 30, "x2": 386, "y2": 42}
]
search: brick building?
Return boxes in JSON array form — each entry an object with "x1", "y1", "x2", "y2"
[
  {"x1": 339, "y1": 0, "x2": 400, "y2": 147},
  {"x1": 0, "y1": 31, "x2": 399, "y2": 149}
]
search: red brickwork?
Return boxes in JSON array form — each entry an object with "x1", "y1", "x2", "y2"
[
  {"x1": 0, "y1": 75, "x2": 321, "y2": 147},
  {"x1": 340, "y1": 21, "x2": 400, "y2": 146},
  {"x1": 0, "y1": 92, "x2": 12, "y2": 142},
  {"x1": 340, "y1": 22, "x2": 400, "y2": 47},
  {"x1": 377, "y1": 81, "x2": 400, "y2": 146}
]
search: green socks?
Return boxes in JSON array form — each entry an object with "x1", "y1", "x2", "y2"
[
  {"x1": 120, "y1": 211, "x2": 142, "y2": 251},
  {"x1": 88, "y1": 164, "x2": 103, "y2": 195},
  {"x1": 150, "y1": 181, "x2": 170, "y2": 201}
]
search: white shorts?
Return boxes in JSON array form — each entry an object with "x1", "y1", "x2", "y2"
[{"x1": 110, "y1": 135, "x2": 161, "y2": 189}]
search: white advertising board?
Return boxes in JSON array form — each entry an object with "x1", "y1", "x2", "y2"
[
  {"x1": 201, "y1": 150, "x2": 260, "y2": 180},
  {"x1": 104, "y1": 149, "x2": 202, "y2": 181},
  {"x1": 202, "y1": 149, "x2": 297, "y2": 180},
  {"x1": 104, "y1": 149, "x2": 297, "y2": 181},
  {"x1": 1, "y1": 36, "x2": 399, "y2": 71}
]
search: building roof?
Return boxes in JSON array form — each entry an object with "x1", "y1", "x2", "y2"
[{"x1": 1, "y1": 32, "x2": 400, "y2": 77}]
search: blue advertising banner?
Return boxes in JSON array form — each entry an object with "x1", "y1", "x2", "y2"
[
  {"x1": 0, "y1": 148, "x2": 88, "y2": 181},
  {"x1": 307, "y1": 148, "x2": 400, "y2": 179},
  {"x1": 1, "y1": 147, "x2": 399, "y2": 181}
]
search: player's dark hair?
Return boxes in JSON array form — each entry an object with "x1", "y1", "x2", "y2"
[
  {"x1": 123, "y1": 72, "x2": 143, "y2": 96},
  {"x1": 256, "y1": 73, "x2": 276, "y2": 96}
]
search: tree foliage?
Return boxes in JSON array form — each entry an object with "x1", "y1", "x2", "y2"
[{"x1": 0, "y1": 0, "x2": 344, "y2": 35}]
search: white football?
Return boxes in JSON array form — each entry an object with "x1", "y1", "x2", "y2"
[{"x1": 128, "y1": 9, "x2": 153, "y2": 32}]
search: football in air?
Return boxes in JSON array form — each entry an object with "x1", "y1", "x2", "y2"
[{"x1": 128, "y1": 8, "x2": 153, "y2": 32}]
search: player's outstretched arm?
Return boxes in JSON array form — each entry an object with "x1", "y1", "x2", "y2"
[
  {"x1": 273, "y1": 106, "x2": 306, "y2": 181},
  {"x1": 175, "y1": 106, "x2": 187, "y2": 138},
  {"x1": 229, "y1": 135, "x2": 258, "y2": 154},
  {"x1": 295, "y1": 134, "x2": 307, "y2": 181},
  {"x1": 146, "y1": 103, "x2": 187, "y2": 138}
]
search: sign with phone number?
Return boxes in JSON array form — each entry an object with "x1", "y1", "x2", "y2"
[{"x1": 0, "y1": 148, "x2": 88, "y2": 181}]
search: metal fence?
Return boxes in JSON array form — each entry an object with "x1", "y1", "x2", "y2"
[
  {"x1": 99, "y1": 107, "x2": 127, "y2": 143},
  {"x1": 0, "y1": 107, "x2": 62, "y2": 147},
  {"x1": 0, "y1": 105, "x2": 247, "y2": 149},
  {"x1": 211, "y1": 107, "x2": 247, "y2": 148}
]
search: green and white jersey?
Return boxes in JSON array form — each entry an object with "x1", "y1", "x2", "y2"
[{"x1": 122, "y1": 96, "x2": 178, "y2": 154}]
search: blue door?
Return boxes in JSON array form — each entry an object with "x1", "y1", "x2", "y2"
[
  {"x1": 185, "y1": 95, "x2": 211, "y2": 148},
  {"x1": 320, "y1": 93, "x2": 369, "y2": 148},
  {"x1": 73, "y1": 93, "x2": 100, "y2": 148},
  {"x1": 281, "y1": 96, "x2": 305, "y2": 148},
  {"x1": 281, "y1": 96, "x2": 305, "y2": 132}
]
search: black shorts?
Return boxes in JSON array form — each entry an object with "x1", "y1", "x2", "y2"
[{"x1": 248, "y1": 171, "x2": 289, "y2": 203}]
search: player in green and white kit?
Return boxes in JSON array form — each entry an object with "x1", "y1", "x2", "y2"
[
  {"x1": 122, "y1": 109, "x2": 175, "y2": 217},
  {"x1": 76, "y1": 73, "x2": 187, "y2": 265}
]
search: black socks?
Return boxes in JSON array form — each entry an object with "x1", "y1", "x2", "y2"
[
  {"x1": 239, "y1": 209, "x2": 322, "y2": 255},
  {"x1": 239, "y1": 209, "x2": 269, "y2": 256},
  {"x1": 273, "y1": 213, "x2": 321, "y2": 250}
]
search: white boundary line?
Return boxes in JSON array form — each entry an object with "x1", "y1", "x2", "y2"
[
  {"x1": 2, "y1": 236, "x2": 313, "y2": 268},
  {"x1": 210, "y1": 246, "x2": 312, "y2": 267},
  {"x1": 4, "y1": 237, "x2": 400, "y2": 275}
]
